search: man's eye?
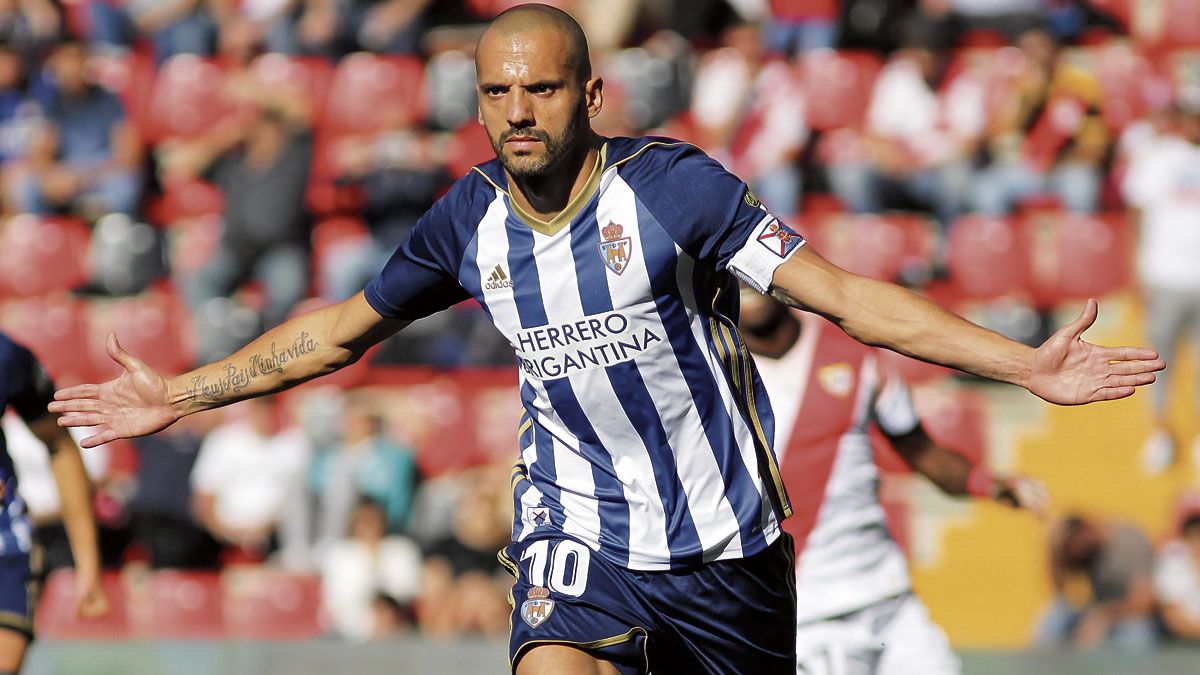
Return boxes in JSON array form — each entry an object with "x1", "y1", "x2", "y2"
[
  {"x1": 529, "y1": 85, "x2": 554, "y2": 94},
  {"x1": 485, "y1": 87, "x2": 506, "y2": 96}
]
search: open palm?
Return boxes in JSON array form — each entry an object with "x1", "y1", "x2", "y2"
[
  {"x1": 1027, "y1": 299, "x2": 1164, "y2": 405},
  {"x1": 49, "y1": 333, "x2": 180, "y2": 448}
]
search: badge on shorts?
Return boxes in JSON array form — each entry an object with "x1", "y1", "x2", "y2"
[{"x1": 521, "y1": 586, "x2": 555, "y2": 628}]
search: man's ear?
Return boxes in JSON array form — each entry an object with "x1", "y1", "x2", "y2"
[{"x1": 585, "y1": 76, "x2": 604, "y2": 119}]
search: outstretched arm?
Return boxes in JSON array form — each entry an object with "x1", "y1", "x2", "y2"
[
  {"x1": 50, "y1": 293, "x2": 407, "y2": 447},
  {"x1": 770, "y1": 246, "x2": 1163, "y2": 404},
  {"x1": 888, "y1": 423, "x2": 1049, "y2": 515}
]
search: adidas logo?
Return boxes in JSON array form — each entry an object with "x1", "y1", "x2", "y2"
[{"x1": 484, "y1": 264, "x2": 514, "y2": 290}]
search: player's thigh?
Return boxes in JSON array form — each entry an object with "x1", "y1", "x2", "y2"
[
  {"x1": 876, "y1": 595, "x2": 961, "y2": 675},
  {"x1": 517, "y1": 644, "x2": 623, "y2": 675},
  {"x1": 0, "y1": 627, "x2": 28, "y2": 673}
]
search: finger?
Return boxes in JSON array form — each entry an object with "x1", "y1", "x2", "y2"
[
  {"x1": 1091, "y1": 386, "x2": 1135, "y2": 402},
  {"x1": 1103, "y1": 357, "x2": 1166, "y2": 375},
  {"x1": 1096, "y1": 346, "x2": 1163, "y2": 365},
  {"x1": 58, "y1": 413, "x2": 105, "y2": 427},
  {"x1": 106, "y1": 332, "x2": 146, "y2": 373},
  {"x1": 53, "y1": 384, "x2": 99, "y2": 401},
  {"x1": 1104, "y1": 373, "x2": 1157, "y2": 388},
  {"x1": 1058, "y1": 298, "x2": 1098, "y2": 340},
  {"x1": 47, "y1": 399, "x2": 100, "y2": 414},
  {"x1": 80, "y1": 428, "x2": 118, "y2": 449}
]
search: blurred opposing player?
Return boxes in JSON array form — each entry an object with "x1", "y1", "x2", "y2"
[
  {"x1": 0, "y1": 332, "x2": 107, "y2": 673},
  {"x1": 51, "y1": 5, "x2": 1161, "y2": 674},
  {"x1": 739, "y1": 290, "x2": 1048, "y2": 675}
]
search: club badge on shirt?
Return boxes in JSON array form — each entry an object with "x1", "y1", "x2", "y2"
[
  {"x1": 598, "y1": 222, "x2": 633, "y2": 275},
  {"x1": 756, "y1": 219, "x2": 803, "y2": 259},
  {"x1": 818, "y1": 362, "x2": 855, "y2": 398},
  {"x1": 521, "y1": 586, "x2": 555, "y2": 628}
]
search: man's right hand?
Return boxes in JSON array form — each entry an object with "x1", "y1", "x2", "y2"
[{"x1": 48, "y1": 332, "x2": 179, "y2": 448}]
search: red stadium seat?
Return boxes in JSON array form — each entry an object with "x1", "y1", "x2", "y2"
[
  {"x1": 146, "y1": 56, "x2": 234, "y2": 141},
  {"x1": 311, "y1": 216, "x2": 369, "y2": 291},
  {"x1": 168, "y1": 214, "x2": 222, "y2": 276},
  {"x1": 798, "y1": 50, "x2": 882, "y2": 131},
  {"x1": 322, "y1": 53, "x2": 427, "y2": 136},
  {"x1": 223, "y1": 568, "x2": 322, "y2": 639},
  {"x1": 946, "y1": 215, "x2": 1030, "y2": 301},
  {"x1": 805, "y1": 213, "x2": 936, "y2": 282},
  {"x1": 445, "y1": 121, "x2": 496, "y2": 179},
  {"x1": 136, "y1": 571, "x2": 224, "y2": 639},
  {"x1": 149, "y1": 177, "x2": 225, "y2": 225},
  {"x1": 89, "y1": 292, "x2": 195, "y2": 379},
  {"x1": 0, "y1": 215, "x2": 90, "y2": 297},
  {"x1": 250, "y1": 54, "x2": 335, "y2": 121},
  {"x1": 1089, "y1": 0, "x2": 1133, "y2": 31},
  {"x1": 1155, "y1": 0, "x2": 1200, "y2": 48},
  {"x1": 36, "y1": 570, "x2": 129, "y2": 640},
  {"x1": 0, "y1": 295, "x2": 95, "y2": 385},
  {"x1": 1025, "y1": 211, "x2": 1133, "y2": 308}
]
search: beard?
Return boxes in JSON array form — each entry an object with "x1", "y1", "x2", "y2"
[{"x1": 492, "y1": 109, "x2": 583, "y2": 179}]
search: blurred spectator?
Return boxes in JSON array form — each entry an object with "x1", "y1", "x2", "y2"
[
  {"x1": 0, "y1": 0, "x2": 63, "y2": 65},
  {"x1": 16, "y1": 40, "x2": 141, "y2": 221},
  {"x1": 948, "y1": 0, "x2": 1040, "y2": 37},
  {"x1": 164, "y1": 76, "x2": 313, "y2": 363},
  {"x1": 1122, "y1": 105, "x2": 1200, "y2": 474},
  {"x1": 319, "y1": 120, "x2": 446, "y2": 302},
  {"x1": 310, "y1": 392, "x2": 419, "y2": 562},
  {"x1": 574, "y1": 0, "x2": 643, "y2": 53},
  {"x1": 764, "y1": 0, "x2": 838, "y2": 55},
  {"x1": 686, "y1": 22, "x2": 806, "y2": 215},
  {"x1": 321, "y1": 498, "x2": 421, "y2": 641},
  {"x1": 0, "y1": 39, "x2": 44, "y2": 210},
  {"x1": 1155, "y1": 512, "x2": 1200, "y2": 643},
  {"x1": 1042, "y1": 0, "x2": 1124, "y2": 44},
  {"x1": 418, "y1": 466, "x2": 511, "y2": 638},
  {"x1": 89, "y1": 0, "x2": 224, "y2": 63},
  {"x1": 190, "y1": 397, "x2": 310, "y2": 564},
  {"x1": 970, "y1": 27, "x2": 1108, "y2": 215},
  {"x1": 127, "y1": 413, "x2": 223, "y2": 569},
  {"x1": 827, "y1": 16, "x2": 982, "y2": 242},
  {"x1": 1037, "y1": 515, "x2": 1157, "y2": 651},
  {"x1": 343, "y1": 0, "x2": 434, "y2": 54}
]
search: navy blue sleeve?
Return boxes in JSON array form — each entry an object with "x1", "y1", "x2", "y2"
[
  {"x1": 623, "y1": 142, "x2": 804, "y2": 291},
  {"x1": 363, "y1": 191, "x2": 471, "y2": 321},
  {"x1": 6, "y1": 342, "x2": 55, "y2": 424}
]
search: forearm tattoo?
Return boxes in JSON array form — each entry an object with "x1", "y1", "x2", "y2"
[{"x1": 185, "y1": 332, "x2": 319, "y2": 402}]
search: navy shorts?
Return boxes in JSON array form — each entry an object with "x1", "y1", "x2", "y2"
[
  {"x1": 500, "y1": 533, "x2": 797, "y2": 674},
  {"x1": 0, "y1": 553, "x2": 35, "y2": 640}
]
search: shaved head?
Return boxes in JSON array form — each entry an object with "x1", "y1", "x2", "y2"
[{"x1": 479, "y1": 3, "x2": 591, "y2": 84}]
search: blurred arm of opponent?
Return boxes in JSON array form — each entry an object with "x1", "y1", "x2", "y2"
[
  {"x1": 769, "y1": 246, "x2": 1164, "y2": 406},
  {"x1": 50, "y1": 292, "x2": 407, "y2": 448}
]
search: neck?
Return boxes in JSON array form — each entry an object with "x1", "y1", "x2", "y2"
[
  {"x1": 741, "y1": 311, "x2": 802, "y2": 360},
  {"x1": 506, "y1": 133, "x2": 600, "y2": 221}
]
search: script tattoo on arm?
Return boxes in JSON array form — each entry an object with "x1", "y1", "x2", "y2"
[{"x1": 183, "y1": 332, "x2": 320, "y2": 403}]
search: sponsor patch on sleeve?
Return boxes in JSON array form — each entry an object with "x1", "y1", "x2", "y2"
[{"x1": 755, "y1": 219, "x2": 803, "y2": 259}]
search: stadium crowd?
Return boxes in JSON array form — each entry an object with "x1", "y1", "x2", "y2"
[{"x1": 0, "y1": 0, "x2": 1198, "y2": 649}]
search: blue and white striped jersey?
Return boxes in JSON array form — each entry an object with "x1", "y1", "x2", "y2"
[
  {"x1": 0, "y1": 333, "x2": 52, "y2": 557},
  {"x1": 366, "y1": 137, "x2": 806, "y2": 570}
]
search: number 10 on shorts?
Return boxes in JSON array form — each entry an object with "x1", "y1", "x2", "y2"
[{"x1": 520, "y1": 539, "x2": 591, "y2": 597}]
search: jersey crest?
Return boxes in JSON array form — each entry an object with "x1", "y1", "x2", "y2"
[{"x1": 598, "y1": 222, "x2": 633, "y2": 275}]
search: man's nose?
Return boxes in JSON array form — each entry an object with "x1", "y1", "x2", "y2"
[{"x1": 506, "y1": 90, "x2": 534, "y2": 127}]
